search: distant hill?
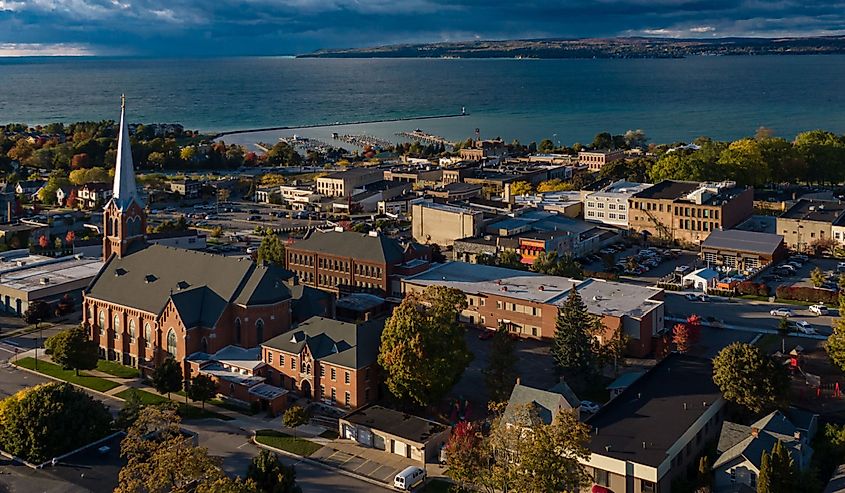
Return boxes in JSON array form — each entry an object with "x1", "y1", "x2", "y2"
[{"x1": 298, "y1": 35, "x2": 845, "y2": 59}]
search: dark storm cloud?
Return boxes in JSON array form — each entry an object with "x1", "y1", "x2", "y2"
[{"x1": 1, "y1": 0, "x2": 844, "y2": 56}]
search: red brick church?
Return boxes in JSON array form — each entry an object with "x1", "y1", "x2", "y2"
[{"x1": 82, "y1": 97, "x2": 296, "y2": 377}]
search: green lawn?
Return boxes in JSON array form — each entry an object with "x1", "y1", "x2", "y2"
[
  {"x1": 15, "y1": 357, "x2": 119, "y2": 393},
  {"x1": 96, "y1": 359, "x2": 140, "y2": 378},
  {"x1": 254, "y1": 430, "x2": 322, "y2": 456},
  {"x1": 420, "y1": 479, "x2": 457, "y2": 493},
  {"x1": 114, "y1": 389, "x2": 233, "y2": 421}
]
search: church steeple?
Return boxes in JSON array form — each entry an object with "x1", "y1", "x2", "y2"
[{"x1": 103, "y1": 95, "x2": 146, "y2": 260}]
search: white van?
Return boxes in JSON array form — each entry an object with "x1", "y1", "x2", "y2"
[{"x1": 394, "y1": 466, "x2": 426, "y2": 490}]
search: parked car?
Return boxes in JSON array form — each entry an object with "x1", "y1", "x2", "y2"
[
  {"x1": 685, "y1": 293, "x2": 699, "y2": 301},
  {"x1": 770, "y1": 308, "x2": 794, "y2": 317},
  {"x1": 698, "y1": 294, "x2": 710, "y2": 302},
  {"x1": 580, "y1": 401, "x2": 600, "y2": 414},
  {"x1": 792, "y1": 320, "x2": 817, "y2": 335},
  {"x1": 478, "y1": 329, "x2": 495, "y2": 341},
  {"x1": 675, "y1": 265, "x2": 692, "y2": 275},
  {"x1": 809, "y1": 304, "x2": 829, "y2": 316},
  {"x1": 245, "y1": 246, "x2": 257, "y2": 254},
  {"x1": 394, "y1": 466, "x2": 426, "y2": 491}
]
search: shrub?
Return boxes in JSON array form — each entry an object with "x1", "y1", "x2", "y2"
[{"x1": 775, "y1": 285, "x2": 838, "y2": 304}]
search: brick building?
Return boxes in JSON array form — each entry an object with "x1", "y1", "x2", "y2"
[
  {"x1": 316, "y1": 168, "x2": 383, "y2": 197},
  {"x1": 261, "y1": 316, "x2": 384, "y2": 409},
  {"x1": 402, "y1": 262, "x2": 666, "y2": 358},
  {"x1": 628, "y1": 180, "x2": 753, "y2": 245},
  {"x1": 578, "y1": 149, "x2": 625, "y2": 172},
  {"x1": 285, "y1": 228, "x2": 431, "y2": 298},
  {"x1": 83, "y1": 98, "x2": 295, "y2": 377}
]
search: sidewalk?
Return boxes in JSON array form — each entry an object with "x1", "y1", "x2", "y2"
[{"x1": 665, "y1": 316, "x2": 828, "y2": 340}]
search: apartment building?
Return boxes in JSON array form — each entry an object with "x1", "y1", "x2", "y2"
[
  {"x1": 285, "y1": 228, "x2": 430, "y2": 297},
  {"x1": 459, "y1": 139, "x2": 506, "y2": 161},
  {"x1": 316, "y1": 168, "x2": 383, "y2": 197},
  {"x1": 583, "y1": 354, "x2": 725, "y2": 493},
  {"x1": 628, "y1": 180, "x2": 753, "y2": 245},
  {"x1": 578, "y1": 149, "x2": 625, "y2": 172},
  {"x1": 402, "y1": 262, "x2": 665, "y2": 357},
  {"x1": 260, "y1": 316, "x2": 384, "y2": 409},
  {"x1": 776, "y1": 199, "x2": 845, "y2": 252},
  {"x1": 411, "y1": 202, "x2": 484, "y2": 246},
  {"x1": 585, "y1": 180, "x2": 652, "y2": 228}
]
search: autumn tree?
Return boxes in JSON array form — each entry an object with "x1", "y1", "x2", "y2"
[
  {"x1": 508, "y1": 181, "x2": 533, "y2": 197},
  {"x1": 151, "y1": 357, "x2": 183, "y2": 398},
  {"x1": 712, "y1": 342, "x2": 789, "y2": 415},
  {"x1": 45, "y1": 325, "x2": 99, "y2": 376},
  {"x1": 0, "y1": 382, "x2": 111, "y2": 463},
  {"x1": 826, "y1": 318, "x2": 845, "y2": 372},
  {"x1": 811, "y1": 266, "x2": 826, "y2": 288},
  {"x1": 484, "y1": 323, "x2": 517, "y2": 403},
  {"x1": 247, "y1": 449, "x2": 302, "y2": 493},
  {"x1": 116, "y1": 406, "x2": 227, "y2": 493},
  {"x1": 443, "y1": 421, "x2": 486, "y2": 491},
  {"x1": 536, "y1": 178, "x2": 573, "y2": 193},
  {"x1": 378, "y1": 286, "x2": 472, "y2": 407},
  {"x1": 672, "y1": 314, "x2": 702, "y2": 354},
  {"x1": 186, "y1": 374, "x2": 217, "y2": 409},
  {"x1": 552, "y1": 286, "x2": 600, "y2": 379},
  {"x1": 257, "y1": 234, "x2": 286, "y2": 266}
]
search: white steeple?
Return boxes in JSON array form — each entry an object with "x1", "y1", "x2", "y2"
[{"x1": 112, "y1": 94, "x2": 140, "y2": 210}]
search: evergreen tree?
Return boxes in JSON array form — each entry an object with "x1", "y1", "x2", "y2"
[
  {"x1": 552, "y1": 286, "x2": 599, "y2": 378},
  {"x1": 768, "y1": 440, "x2": 797, "y2": 493},
  {"x1": 484, "y1": 323, "x2": 517, "y2": 403},
  {"x1": 757, "y1": 450, "x2": 771, "y2": 493}
]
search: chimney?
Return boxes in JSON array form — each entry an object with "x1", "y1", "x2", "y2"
[
  {"x1": 515, "y1": 377, "x2": 521, "y2": 385},
  {"x1": 751, "y1": 427, "x2": 759, "y2": 438},
  {"x1": 794, "y1": 431, "x2": 802, "y2": 441}
]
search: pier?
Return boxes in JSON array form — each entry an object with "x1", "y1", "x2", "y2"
[{"x1": 396, "y1": 129, "x2": 455, "y2": 148}]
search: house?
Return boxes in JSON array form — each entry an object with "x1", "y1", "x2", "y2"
[
  {"x1": 503, "y1": 379, "x2": 580, "y2": 425},
  {"x1": 713, "y1": 409, "x2": 818, "y2": 492},
  {"x1": 824, "y1": 464, "x2": 845, "y2": 493},
  {"x1": 285, "y1": 228, "x2": 430, "y2": 298},
  {"x1": 170, "y1": 178, "x2": 201, "y2": 198},
  {"x1": 701, "y1": 229, "x2": 787, "y2": 272},
  {"x1": 78, "y1": 182, "x2": 113, "y2": 209},
  {"x1": 83, "y1": 98, "x2": 295, "y2": 376},
  {"x1": 403, "y1": 262, "x2": 666, "y2": 357},
  {"x1": 15, "y1": 180, "x2": 45, "y2": 196},
  {"x1": 338, "y1": 405, "x2": 451, "y2": 465},
  {"x1": 582, "y1": 354, "x2": 725, "y2": 493},
  {"x1": 628, "y1": 180, "x2": 754, "y2": 245},
  {"x1": 411, "y1": 202, "x2": 484, "y2": 246},
  {"x1": 260, "y1": 316, "x2": 385, "y2": 409},
  {"x1": 55, "y1": 186, "x2": 75, "y2": 206},
  {"x1": 777, "y1": 199, "x2": 845, "y2": 252},
  {"x1": 683, "y1": 268, "x2": 720, "y2": 293},
  {"x1": 187, "y1": 345, "x2": 288, "y2": 415}
]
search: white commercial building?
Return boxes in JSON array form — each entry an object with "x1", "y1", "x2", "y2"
[{"x1": 585, "y1": 180, "x2": 652, "y2": 228}]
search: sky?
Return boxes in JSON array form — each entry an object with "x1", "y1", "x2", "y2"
[{"x1": 1, "y1": 0, "x2": 845, "y2": 57}]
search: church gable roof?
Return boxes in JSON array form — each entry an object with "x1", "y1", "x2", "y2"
[{"x1": 262, "y1": 316, "x2": 385, "y2": 369}]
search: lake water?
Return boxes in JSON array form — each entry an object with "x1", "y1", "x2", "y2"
[{"x1": 1, "y1": 56, "x2": 844, "y2": 147}]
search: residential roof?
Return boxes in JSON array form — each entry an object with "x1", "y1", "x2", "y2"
[
  {"x1": 606, "y1": 371, "x2": 646, "y2": 390},
  {"x1": 341, "y1": 405, "x2": 449, "y2": 445},
  {"x1": 825, "y1": 464, "x2": 845, "y2": 493},
  {"x1": 289, "y1": 229, "x2": 410, "y2": 265},
  {"x1": 701, "y1": 229, "x2": 784, "y2": 256},
  {"x1": 86, "y1": 244, "x2": 292, "y2": 325},
  {"x1": 586, "y1": 354, "x2": 723, "y2": 467},
  {"x1": 261, "y1": 316, "x2": 385, "y2": 369},
  {"x1": 504, "y1": 382, "x2": 580, "y2": 425},
  {"x1": 714, "y1": 409, "x2": 816, "y2": 470},
  {"x1": 781, "y1": 199, "x2": 845, "y2": 223},
  {"x1": 404, "y1": 262, "x2": 663, "y2": 320}
]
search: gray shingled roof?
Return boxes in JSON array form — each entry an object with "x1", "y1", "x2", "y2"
[
  {"x1": 714, "y1": 410, "x2": 809, "y2": 470},
  {"x1": 291, "y1": 230, "x2": 406, "y2": 264},
  {"x1": 342, "y1": 405, "x2": 448, "y2": 444},
  {"x1": 261, "y1": 316, "x2": 385, "y2": 369},
  {"x1": 504, "y1": 382, "x2": 580, "y2": 425},
  {"x1": 702, "y1": 229, "x2": 784, "y2": 256},
  {"x1": 86, "y1": 244, "x2": 292, "y2": 327}
]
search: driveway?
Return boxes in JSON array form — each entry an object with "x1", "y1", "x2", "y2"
[{"x1": 311, "y1": 439, "x2": 416, "y2": 486}]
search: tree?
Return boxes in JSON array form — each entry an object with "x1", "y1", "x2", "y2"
[
  {"x1": 532, "y1": 251, "x2": 583, "y2": 279},
  {"x1": 38, "y1": 234, "x2": 49, "y2": 249},
  {"x1": 115, "y1": 389, "x2": 144, "y2": 430},
  {"x1": 257, "y1": 234, "x2": 286, "y2": 266},
  {"x1": 717, "y1": 138, "x2": 770, "y2": 187},
  {"x1": 536, "y1": 178, "x2": 573, "y2": 193},
  {"x1": 116, "y1": 406, "x2": 228, "y2": 493},
  {"x1": 443, "y1": 421, "x2": 485, "y2": 491},
  {"x1": 758, "y1": 449, "x2": 772, "y2": 493},
  {"x1": 758, "y1": 440, "x2": 797, "y2": 493},
  {"x1": 151, "y1": 357, "x2": 183, "y2": 398},
  {"x1": 811, "y1": 266, "x2": 826, "y2": 288},
  {"x1": 23, "y1": 300, "x2": 49, "y2": 329},
  {"x1": 65, "y1": 230, "x2": 75, "y2": 245},
  {"x1": 196, "y1": 477, "x2": 258, "y2": 493},
  {"x1": 247, "y1": 449, "x2": 302, "y2": 493},
  {"x1": 283, "y1": 405, "x2": 309, "y2": 440},
  {"x1": 508, "y1": 181, "x2": 533, "y2": 196},
  {"x1": 538, "y1": 139, "x2": 554, "y2": 153},
  {"x1": 552, "y1": 286, "x2": 600, "y2": 378},
  {"x1": 378, "y1": 286, "x2": 472, "y2": 407},
  {"x1": 712, "y1": 342, "x2": 789, "y2": 414},
  {"x1": 0, "y1": 382, "x2": 111, "y2": 463},
  {"x1": 44, "y1": 325, "x2": 98, "y2": 376},
  {"x1": 672, "y1": 314, "x2": 701, "y2": 354},
  {"x1": 825, "y1": 318, "x2": 845, "y2": 373},
  {"x1": 186, "y1": 374, "x2": 217, "y2": 409},
  {"x1": 591, "y1": 132, "x2": 613, "y2": 150},
  {"x1": 484, "y1": 323, "x2": 517, "y2": 403}
]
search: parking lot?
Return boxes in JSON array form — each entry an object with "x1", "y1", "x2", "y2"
[
  {"x1": 311, "y1": 440, "x2": 417, "y2": 485},
  {"x1": 582, "y1": 244, "x2": 702, "y2": 284}
]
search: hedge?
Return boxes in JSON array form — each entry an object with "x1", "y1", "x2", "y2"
[
  {"x1": 775, "y1": 285, "x2": 838, "y2": 304},
  {"x1": 737, "y1": 281, "x2": 770, "y2": 297}
]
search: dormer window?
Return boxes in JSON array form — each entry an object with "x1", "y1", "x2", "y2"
[{"x1": 144, "y1": 274, "x2": 157, "y2": 283}]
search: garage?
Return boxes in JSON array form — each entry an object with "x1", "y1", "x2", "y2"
[
  {"x1": 392, "y1": 440, "x2": 408, "y2": 458},
  {"x1": 373, "y1": 433, "x2": 386, "y2": 450}
]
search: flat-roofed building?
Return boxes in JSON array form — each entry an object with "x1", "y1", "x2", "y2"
[
  {"x1": 316, "y1": 168, "x2": 383, "y2": 197},
  {"x1": 578, "y1": 149, "x2": 625, "y2": 172},
  {"x1": 402, "y1": 262, "x2": 665, "y2": 357},
  {"x1": 585, "y1": 180, "x2": 652, "y2": 228},
  {"x1": 629, "y1": 180, "x2": 754, "y2": 245},
  {"x1": 777, "y1": 199, "x2": 845, "y2": 252},
  {"x1": 411, "y1": 202, "x2": 484, "y2": 247},
  {"x1": 582, "y1": 354, "x2": 725, "y2": 493},
  {"x1": 700, "y1": 229, "x2": 786, "y2": 271}
]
